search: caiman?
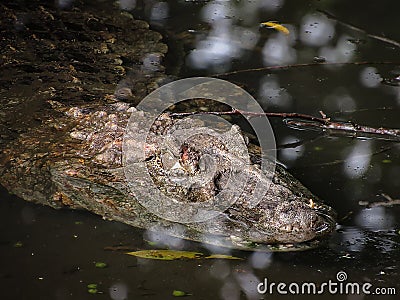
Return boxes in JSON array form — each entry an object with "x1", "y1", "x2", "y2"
[{"x1": 0, "y1": 0, "x2": 336, "y2": 251}]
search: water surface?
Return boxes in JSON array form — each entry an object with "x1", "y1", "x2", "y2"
[{"x1": 1, "y1": 0, "x2": 399, "y2": 299}]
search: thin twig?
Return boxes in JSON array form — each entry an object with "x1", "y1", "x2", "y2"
[
  {"x1": 318, "y1": 10, "x2": 400, "y2": 48},
  {"x1": 213, "y1": 61, "x2": 400, "y2": 78},
  {"x1": 169, "y1": 109, "x2": 400, "y2": 141},
  {"x1": 359, "y1": 194, "x2": 400, "y2": 208},
  {"x1": 170, "y1": 109, "x2": 329, "y2": 123}
]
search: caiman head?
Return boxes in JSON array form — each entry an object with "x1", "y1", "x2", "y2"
[
  {"x1": 0, "y1": 102, "x2": 336, "y2": 251},
  {"x1": 120, "y1": 111, "x2": 337, "y2": 251}
]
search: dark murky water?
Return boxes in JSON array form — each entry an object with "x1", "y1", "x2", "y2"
[{"x1": 1, "y1": 0, "x2": 400, "y2": 299}]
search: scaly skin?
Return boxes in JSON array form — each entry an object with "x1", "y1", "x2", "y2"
[
  {"x1": 0, "y1": 101, "x2": 336, "y2": 251},
  {"x1": 0, "y1": 0, "x2": 336, "y2": 251}
]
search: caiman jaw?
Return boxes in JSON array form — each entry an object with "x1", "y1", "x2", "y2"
[
  {"x1": 314, "y1": 206, "x2": 337, "y2": 237},
  {"x1": 244, "y1": 199, "x2": 337, "y2": 245}
]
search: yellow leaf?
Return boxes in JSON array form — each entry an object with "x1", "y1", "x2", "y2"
[
  {"x1": 205, "y1": 254, "x2": 243, "y2": 260},
  {"x1": 126, "y1": 250, "x2": 243, "y2": 261},
  {"x1": 126, "y1": 250, "x2": 204, "y2": 260},
  {"x1": 172, "y1": 290, "x2": 188, "y2": 297},
  {"x1": 261, "y1": 21, "x2": 290, "y2": 35}
]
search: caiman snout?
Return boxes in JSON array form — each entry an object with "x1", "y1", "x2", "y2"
[{"x1": 248, "y1": 199, "x2": 337, "y2": 245}]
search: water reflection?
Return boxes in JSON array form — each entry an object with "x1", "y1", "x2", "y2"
[
  {"x1": 319, "y1": 34, "x2": 356, "y2": 63},
  {"x1": 323, "y1": 87, "x2": 356, "y2": 112},
  {"x1": 119, "y1": 0, "x2": 137, "y2": 11},
  {"x1": 262, "y1": 31, "x2": 297, "y2": 65},
  {"x1": 233, "y1": 270, "x2": 260, "y2": 300},
  {"x1": 343, "y1": 140, "x2": 372, "y2": 179},
  {"x1": 144, "y1": 227, "x2": 186, "y2": 249},
  {"x1": 338, "y1": 226, "x2": 366, "y2": 252},
  {"x1": 249, "y1": 251, "x2": 273, "y2": 269},
  {"x1": 259, "y1": 0, "x2": 284, "y2": 12},
  {"x1": 109, "y1": 282, "x2": 129, "y2": 300},
  {"x1": 220, "y1": 280, "x2": 240, "y2": 300},
  {"x1": 187, "y1": 0, "x2": 261, "y2": 72},
  {"x1": 184, "y1": 1, "x2": 374, "y2": 72},
  {"x1": 210, "y1": 260, "x2": 231, "y2": 279},
  {"x1": 150, "y1": 1, "x2": 169, "y2": 25},
  {"x1": 2, "y1": 1, "x2": 400, "y2": 299},
  {"x1": 359, "y1": 67, "x2": 382, "y2": 88},
  {"x1": 355, "y1": 207, "x2": 395, "y2": 231},
  {"x1": 300, "y1": 13, "x2": 335, "y2": 47},
  {"x1": 57, "y1": 0, "x2": 73, "y2": 9},
  {"x1": 279, "y1": 136, "x2": 305, "y2": 166},
  {"x1": 258, "y1": 74, "x2": 292, "y2": 108}
]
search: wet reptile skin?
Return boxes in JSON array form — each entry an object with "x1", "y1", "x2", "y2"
[
  {"x1": 0, "y1": 100, "x2": 336, "y2": 251},
  {"x1": 0, "y1": 0, "x2": 336, "y2": 251}
]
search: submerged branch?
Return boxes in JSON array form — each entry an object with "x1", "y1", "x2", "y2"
[{"x1": 169, "y1": 109, "x2": 400, "y2": 142}]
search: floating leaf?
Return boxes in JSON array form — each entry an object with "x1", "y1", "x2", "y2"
[
  {"x1": 87, "y1": 283, "x2": 98, "y2": 289},
  {"x1": 13, "y1": 241, "x2": 23, "y2": 248},
  {"x1": 261, "y1": 21, "x2": 289, "y2": 35},
  {"x1": 126, "y1": 250, "x2": 242, "y2": 261},
  {"x1": 382, "y1": 159, "x2": 392, "y2": 164},
  {"x1": 94, "y1": 262, "x2": 107, "y2": 268},
  {"x1": 172, "y1": 290, "x2": 189, "y2": 297},
  {"x1": 127, "y1": 250, "x2": 203, "y2": 260},
  {"x1": 88, "y1": 288, "x2": 98, "y2": 294},
  {"x1": 205, "y1": 254, "x2": 242, "y2": 260}
]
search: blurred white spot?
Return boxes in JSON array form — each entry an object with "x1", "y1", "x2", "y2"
[
  {"x1": 234, "y1": 27, "x2": 259, "y2": 50},
  {"x1": 360, "y1": 67, "x2": 381, "y2": 88},
  {"x1": 150, "y1": 2, "x2": 169, "y2": 24},
  {"x1": 279, "y1": 136, "x2": 304, "y2": 164},
  {"x1": 210, "y1": 260, "x2": 231, "y2": 279},
  {"x1": 259, "y1": 0, "x2": 284, "y2": 12},
  {"x1": 119, "y1": 0, "x2": 136, "y2": 11},
  {"x1": 189, "y1": 2, "x2": 260, "y2": 72},
  {"x1": 187, "y1": 19, "x2": 240, "y2": 71},
  {"x1": 200, "y1": 235, "x2": 233, "y2": 254},
  {"x1": 262, "y1": 34, "x2": 297, "y2": 65},
  {"x1": 220, "y1": 280, "x2": 240, "y2": 300},
  {"x1": 319, "y1": 35, "x2": 356, "y2": 63},
  {"x1": 323, "y1": 87, "x2": 356, "y2": 112},
  {"x1": 343, "y1": 140, "x2": 372, "y2": 179},
  {"x1": 234, "y1": 271, "x2": 260, "y2": 299},
  {"x1": 188, "y1": 36, "x2": 236, "y2": 71},
  {"x1": 258, "y1": 75, "x2": 292, "y2": 108},
  {"x1": 144, "y1": 227, "x2": 185, "y2": 249},
  {"x1": 355, "y1": 207, "x2": 394, "y2": 231},
  {"x1": 57, "y1": 0, "x2": 73, "y2": 9},
  {"x1": 109, "y1": 282, "x2": 128, "y2": 300},
  {"x1": 142, "y1": 53, "x2": 163, "y2": 71},
  {"x1": 300, "y1": 13, "x2": 335, "y2": 47},
  {"x1": 249, "y1": 251, "x2": 272, "y2": 269},
  {"x1": 201, "y1": 1, "x2": 235, "y2": 23}
]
